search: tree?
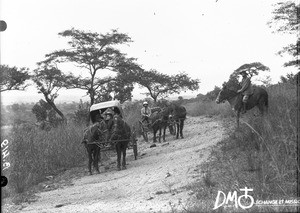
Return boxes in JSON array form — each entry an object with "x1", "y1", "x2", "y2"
[
  {"x1": 136, "y1": 69, "x2": 171, "y2": 102},
  {"x1": 268, "y1": 1, "x2": 300, "y2": 68},
  {"x1": 32, "y1": 99, "x2": 61, "y2": 129},
  {"x1": 42, "y1": 28, "x2": 140, "y2": 105},
  {"x1": 226, "y1": 62, "x2": 270, "y2": 90},
  {"x1": 234, "y1": 62, "x2": 270, "y2": 78},
  {"x1": 170, "y1": 72, "x2": 200, "y2": 94},
  {"x1": 95, "y1": 72, "x2": 135, "y2": 103},
  {"x1": 32, "y1": 62, "x2": 70, "y2": 121},
  {"x1": 280, "y1": 72, "x2": 297, "y2": 84},
  {"x1": 136, "y1": 69, "x2": 199, "y2": 102},
  {"x1": 0, "y1": 65, "x2": 30, "y2": 92},
  {"x1": 205, "y1": 86, "x2": 221, "y2": 101}
]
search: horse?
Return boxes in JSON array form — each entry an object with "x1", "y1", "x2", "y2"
[
  {"x1": 110, "y1": 114, "x2": 131, "y2": 170},
  {"x1": 168, "y1": 104, "x2": 187, "y2": 139},
  {"x1": 215, "y1": 85, "x2": 268, "y2": 128},
  {"x1": 82, "y1": 120, "x2": 107, "y2": 175},
  {"x1": 149, "y1": 107, "x2": 171, "y2": 142}
]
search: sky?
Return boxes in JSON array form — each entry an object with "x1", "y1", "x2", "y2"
[{"x1": 0, "y1": 0, "x2": 298, "y2": 105}]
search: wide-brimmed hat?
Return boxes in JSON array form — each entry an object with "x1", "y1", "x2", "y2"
[
  {"x1": 143, "y1": 101, "x2": 148, "y2": 106},
  {"x1": 238, "y1": 69, "x2": 248, "y2": 74}
]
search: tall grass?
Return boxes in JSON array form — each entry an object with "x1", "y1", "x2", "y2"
[
  {"x1": 185, "y1": 99, "x2": 234, "y2": 117},
  {"x1": 186, "y1": 82, "x2": 298, "y2": 212},
  {"x1": 3, "y1": 123, "x2": 86, "y2": 197}
]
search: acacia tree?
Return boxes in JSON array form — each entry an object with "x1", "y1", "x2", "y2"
[
  {"x1": 226, "y1": 62, "x2": 270, "y2": 90},
  {"x1": 170, "y1": 72, "x2": 200, "y2": 94},
  {"x1": 42, "y1": 28, "x2": 140, "y2": 105},
  {"x1": 136, "y1": 69, "x2": 199, "y2": 102},
  {"x1": 136, "y1": 69, "x2": 170, "y2": 102},
  {"x1": 268, "y1": 1, "x2": 300, "y2": 68},
  {"x1": 95, "y1": 73, "x2": 135, "y2": 103},
  {"x1": 32, "y1": 62, "x2": 71, "y2": 121},
  {"x1": 0, "y1": 65, "x2": 30, "y2": 92}
]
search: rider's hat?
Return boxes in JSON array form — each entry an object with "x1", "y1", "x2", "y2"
[
  {"x1": 104, "y1": 108, "x2": 114, "y2": 115},
  {"x1": 238, "y1": 69, "x2": 248, "y2": 74},
  {"x1": 143, "y1": 101, "x2": 148, "y2": 106}
]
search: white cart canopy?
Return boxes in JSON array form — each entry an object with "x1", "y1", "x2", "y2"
[{"x1": 90, "y1": 100, "x2": 123, "y2": 123}]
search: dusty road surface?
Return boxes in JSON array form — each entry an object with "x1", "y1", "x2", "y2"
[{"x1": 6, "y1": 116, "x2": 225, "y2": 213}]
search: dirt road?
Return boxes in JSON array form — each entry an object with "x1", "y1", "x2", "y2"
[{"x1": 8, "y1": 116, "x2": 225, "y2": 213}]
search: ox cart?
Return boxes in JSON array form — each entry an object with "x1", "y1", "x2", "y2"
[{"x1": 89, "y1": 100, "x2": 138, "y2": 160}]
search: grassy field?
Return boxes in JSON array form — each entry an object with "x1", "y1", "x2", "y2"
[
  {"x1": 183, "y1": 82, "x2": 299, "y2": 213},
  {"x1": 2, "y1": 123, "x2": 87, "y2": 201},
  {"x1": 185, "y1": 99, "x2": 234, "y2": 118}
]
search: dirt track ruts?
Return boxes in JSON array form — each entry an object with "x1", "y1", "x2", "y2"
[{"x1": 7, "y1": 116, "x2": 225, "y2": 213}]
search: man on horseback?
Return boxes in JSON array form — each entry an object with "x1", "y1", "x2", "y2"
[
  {"x1": 141, "y1": 101, "x2": 151, "y2": 126},
  {"x1": 237, "y1": 69, "x2": 253, "y2": 114}
]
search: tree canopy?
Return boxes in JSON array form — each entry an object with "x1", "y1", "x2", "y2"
[
  {"x1": 136, "y1": 69, "x2": 199, "y2": 102},
  {"x1": 0, "y1": 65, "x2": 30, "y2": 92},
  {"x1": 268, "y1": 1, "x2": 300, "y2": 68},
  {"x1": 41, "y1": 28, "x2": 141, "y2": 105},
  {"x1": 32, "y1": 62, "x2": 71, "y2": 121},
  {"x1": 225, "y1": 62, "x2": 270, "y2": 90},
  {"x1": 95, "y1": 72, "x2": 135, "y2": 103}
]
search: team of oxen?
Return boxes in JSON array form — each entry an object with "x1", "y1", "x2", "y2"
[{"x1": 82, "y1": 103, "x2": 187, "y2": 175}]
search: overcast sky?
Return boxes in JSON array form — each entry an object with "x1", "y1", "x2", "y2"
[{"x1": 0, "y1": 0, "x2": 297, "y2": 105}]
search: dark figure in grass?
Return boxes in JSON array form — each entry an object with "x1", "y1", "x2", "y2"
[{"x1": 82, "y1": 114, "x2": 107, "y2": 175}]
